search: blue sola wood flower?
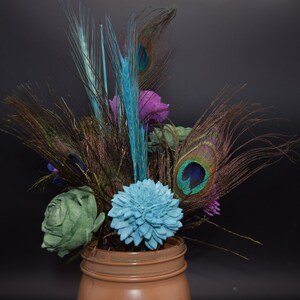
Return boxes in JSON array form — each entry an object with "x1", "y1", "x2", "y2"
[{"x1": 108, "y1": 179, "x2": 183, "y2": 250}]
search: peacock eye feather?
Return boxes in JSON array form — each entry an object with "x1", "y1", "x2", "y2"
[
  {"x1": 176, "y1": 160, "x2": 208, "y2": 195},
  {"x1": 137, "y1": 43, "x2": 150, "y2": 72},
  {"x1": 173, "y1": 141, "x2": 218, "y2": 204}
]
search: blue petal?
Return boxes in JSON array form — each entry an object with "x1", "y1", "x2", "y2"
[
  {"x1": 113, "y1": 197, "x2": 127, "y2": 206},
  {"x1": 145, "y1": 237, "x2": 158, "y2": 250},
  {"x1": 156, "y1": 227, "x2": 167, "y2": 235},
  {"x1": 151, "y1": 217, "x2": 163, "y2": 225},
  {"x1": 167, "y1": 208, "x2": 182, "y2": 218},
  {"x1": 125, "y1": 237, "x2": 134, "y2": 245},
  {"x1": 108, "y1": 207, "x2": 120, "y2": 217},
  {"x1": 166, "y1": 229, "x2": 174, "y2": 238},
  {"x1": 114, "y1": 221, "x2": 129, "y2": 229},
  {"x1": 136, "y1": 217, "x2": 145, "y2": 226},
  {"x1": 152, "y1": 230, "x2": 163, "y2": 245},
  {"x1": 164, "y1": 218, "x2": 177, "y2": 226},
  {"x1": 134, "y1": 211, "x2": 142, "y2": 218},
  {"x1": 133, "y1": 230, "x2": 143, "y2": 246},
  {"x1": 145, "y1": 212, "x2": 154, "y2": 220},
  {"x1": 169, "y1": 199, "x2": 180, "y2": 207},
  {"x1": 123, "y1": 209, "x2": 132, "y2": 219},
  {"x1": 139, "y1": 222, "x2": 150, "y2": 236},
  {"x1": 110, "y1": 218, "x2": 118, "y2": 228},
  {"x1": 120, "y1": 226, "x2": 133, "y2": 241},
  {"x1": 144, "y1": 227, "x2": 153, "y2": 239},
  {"x1": 129, "y1": 216, "x2": 136, "y2": 223}
]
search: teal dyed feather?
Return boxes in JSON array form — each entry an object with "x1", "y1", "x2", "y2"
[
  {"x1": 100, "y1": 24, "x2": 108, "y2": 99},
  {"x1": 106, "y1": 17, "x2": 147, "y2": 181}
]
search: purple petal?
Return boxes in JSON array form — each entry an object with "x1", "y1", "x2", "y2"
[
  {"x1": 109, "y1": 90, "x2": 170, "y2": 128},
  {"x1": 139, "y1": 90, "x2": 169, "y2": 123}
]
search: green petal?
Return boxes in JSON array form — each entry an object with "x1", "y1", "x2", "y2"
[
  {"x1": 57, "y1": 249, "x2": 69, "y2": 258},
  {"x1": 59, "y1": 228, "x2": 92, "y2": 252},
  {"x1": 92, "y1": 212, "x2": 105, "y2": 233},
  {"x1": 43, "y1": 232, "x2": 62, "y2": 247},
  {"x1": 148, "y1": 125, "x2": 192, "y2": 153}
]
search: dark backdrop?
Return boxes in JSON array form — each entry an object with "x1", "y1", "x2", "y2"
[{"x1": 0, "y1": 1, "x2": 299, "y2": 299}]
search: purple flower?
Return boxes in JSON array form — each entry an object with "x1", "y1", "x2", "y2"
[
  {"x1": 139, "y1": 90, "x2": 169, "y2": 124},
  {"x1": 109, "y1": 90, "x2": 169, "y2": 129}
]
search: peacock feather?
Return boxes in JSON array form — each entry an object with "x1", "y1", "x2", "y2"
[
  {"x1": 136, "y1": 8, "x2": 176, "y2": 90},
  {"x1": 174, "y1": 135, "x2": 218, "y2": 199},
  {"x1": 171, "y1": 86, "x2": 298, "y2": 214}
]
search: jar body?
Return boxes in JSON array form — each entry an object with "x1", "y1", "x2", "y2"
[{"x1": 77, "y1": 237, "x2": 190, "y2": 300}]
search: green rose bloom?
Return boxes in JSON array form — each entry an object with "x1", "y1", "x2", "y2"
[
  {"x1": 42, "y1": 186, "x2": 105, "y2": 257},
  {"x1": 148, "y1": 124, "x2": 192, "y2": 153}
]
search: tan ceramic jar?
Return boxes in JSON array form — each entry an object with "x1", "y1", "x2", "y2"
[{"x1": 77, "y1": 236, "x2": 190, "y2": 300}]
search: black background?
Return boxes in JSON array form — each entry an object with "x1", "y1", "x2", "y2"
[{"x1": 0, "y1": 0, "x2": 300, "y2": 299}]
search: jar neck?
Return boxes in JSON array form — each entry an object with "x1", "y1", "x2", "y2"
[{"x1": 80, "y1": 237, "x2": 187, "y2": 283}]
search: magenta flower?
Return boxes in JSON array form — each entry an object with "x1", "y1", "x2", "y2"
[
  {"x1": 109, "y1": 90, "x2": 169, "y2": 129},
  {"x1": 139, "y1": 90, "x2": 169, "y2": 123}
]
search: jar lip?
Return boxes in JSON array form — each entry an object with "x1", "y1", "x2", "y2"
[{"x1": 81, "y1": 236, "x2": 186, "y2": 265}]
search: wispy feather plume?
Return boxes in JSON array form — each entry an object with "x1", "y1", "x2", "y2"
[{"x1": 62, "y1": 1, "x2": 102, "y2": 121}]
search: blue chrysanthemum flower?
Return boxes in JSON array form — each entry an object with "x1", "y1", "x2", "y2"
[{"x1": 108, "y1": 179, "x2": 183, "y2": 250}]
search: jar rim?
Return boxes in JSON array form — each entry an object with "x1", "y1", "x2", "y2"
[
  {"x1": 80, "y1": 236, "x2": 188, "y2": 282},
  {"x1": 81, "y1": 236, "x2": 186, "y2": 266}
]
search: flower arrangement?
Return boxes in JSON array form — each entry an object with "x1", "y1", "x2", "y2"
[{"x1": 3, "y1": 4, "x2": 298, "y2": 259}]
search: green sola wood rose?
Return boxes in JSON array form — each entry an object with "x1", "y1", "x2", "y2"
[
  {"x1": 148, "y1": 125, "x2": 192, "y2": 153},
  {"x1": 41, "y1": 186, "x2": 105, "y2": 257}
]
